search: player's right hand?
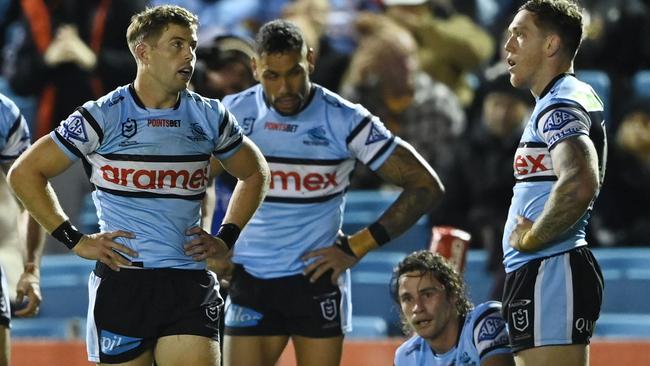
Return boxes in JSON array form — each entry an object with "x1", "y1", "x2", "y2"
[
  {"x1": 207, "y1": 252, "x2": 234, "y2": 288},
  {"x1": 184, "y1": 226, "x2": 230, "y2": 261},
  {"x1": 72, "y1": 231, "x2": 138, "y2": 271}
]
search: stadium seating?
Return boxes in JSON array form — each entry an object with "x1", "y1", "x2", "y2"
[
  {"x1": 575, "y1": 69, "x2": 611, "y2": 124},
  {"x1": 343, "y1": 190, "x2": 430, "y2": 255},
  {"x1": 11, "y1": 317, "x2": 84, "y2": 340},
  {"x1": 594, "y1": 248, "x2": 650, "y2": 314},
  {"x1": 631, "y1": 70, "x2": 650, "y2": 99}
]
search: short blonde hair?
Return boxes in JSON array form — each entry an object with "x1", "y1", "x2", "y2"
[{"x1": 126, "y1": 5, "x2": 198, "y2": 54}]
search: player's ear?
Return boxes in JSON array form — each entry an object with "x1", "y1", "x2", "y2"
[
  {"x1": 307, "y1": 47, "x2": 315, "y2": 74},
  {"x1": 251, "y1": 57, "x2": 260, "y2": 81},
  {"x1": 135, "y1": 42, "x2": 149, "y2": 64},
  {"x1": 545, "y1": 34, "x2": 561, "y2": 58}
]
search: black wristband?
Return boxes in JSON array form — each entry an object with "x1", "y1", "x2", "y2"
[
  {"x1": 51, "y1": 220, "x2": 84, "y2": 250},
  {"x1": 335, "y1": 233, "x2": 357, "y2": 258},
  {"x1": 216, "y1": 223, "x2": 241, "y2": 250},
  {"x1": 368, "y1": 222, "x2": 391, "y2": 246}
]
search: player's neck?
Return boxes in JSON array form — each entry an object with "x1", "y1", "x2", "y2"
[
  {"x1": 530, "y1": 61, "x2": 574, "y2": 98},
  {"x1": 133, "y1": 74, "x2": 181, "y2": 109}
]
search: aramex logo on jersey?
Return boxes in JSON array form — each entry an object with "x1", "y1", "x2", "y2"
[
  {"x1": 270, "y1": 170, "x2": 338, "y2": 191},
  {"x1": 99, "y1": 165, "x2": 209, "y2": 190}
]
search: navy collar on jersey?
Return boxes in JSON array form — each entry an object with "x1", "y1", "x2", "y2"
[
  {"x1": 262, "y1": 84, "x2": 317, "y2": 116},
  {"x1": 538, "y1": 73, "x2": 574, "y2": 99},
  {"x1": 128, "y1": 84, "x2": 182, "y2": 110}
]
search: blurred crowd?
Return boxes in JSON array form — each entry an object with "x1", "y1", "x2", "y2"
[{"x1": 0, "y1": 0, "x2": 648, "y2": 263}]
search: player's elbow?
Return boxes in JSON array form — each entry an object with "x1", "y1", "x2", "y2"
[
  {"x1": 411, "y1": 168, "x2": 445, "y2": 210},
  {"x1": 7, "y1": 159, "x2": 30, "y2": 195},
  {"x1": 574, "y1": 172, "x2": 599, "y2": 206}
]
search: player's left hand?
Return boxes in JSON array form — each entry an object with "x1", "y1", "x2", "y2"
[
  {"x1": 184, "y1": 226, "x2": 229, "y2": 261},
  {"x1": 302, "y1": 238, "x2": 358, "y2": 285},
  {"x1": 509, "y1": 215, "x2": 536, "y2": 252},
  {"x1": 14, "y1": 265, "x2": 42, "y2": 317}
]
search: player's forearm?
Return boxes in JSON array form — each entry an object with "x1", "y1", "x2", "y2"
[
  {"x1": 346, "y1": 144, "x2": 444, "y2": 258},
  {"x1": 375, "y1": 145, "x2": 444, "y2": 237},
  {"x1": 8, "y1": 163, "x2": 69, "y2": 233},
  {"x1": 25, "y1": 215, "x2": 46, "y2": 265},
  {"x1": 524, "y1": 137, "x2": 599, "y2": 248},
  {"x1": 525, "y1": 174, "x2": 596, "y2": 247}
]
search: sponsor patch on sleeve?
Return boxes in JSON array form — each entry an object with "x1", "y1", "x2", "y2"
[{"x1": 538, "y1": 107, "x2": 590, "y2": 148}]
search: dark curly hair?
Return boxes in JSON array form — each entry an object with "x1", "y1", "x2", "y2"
[
  {"x1": 520, "y1": 0, "x2": 583, "y2": 59},
  {"x1": 389, "y1": 250, "x2": 473, "y2": 334},
  {"x1": 255, "y1": 19, "x2": 304, "y2": 55}
]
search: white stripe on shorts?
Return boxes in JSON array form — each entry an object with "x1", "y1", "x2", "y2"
[{"x1": 87, "y1": 271, "x2": 102, "y2": 363}]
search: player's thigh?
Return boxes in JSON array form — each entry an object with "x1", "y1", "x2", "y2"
[
  {"x1": 515, "y1": 344, "x2": 588, "y2": 366},
  {"x1": 293, "y1": 335, "x2": 343, "y2": 366},
  {"x1": 223, "y1": 335, "x2": 289, "y2": 366},
  {"x1": 0, "y1": 325, "x2": 8, "y2": 366},
  {"x1": 154, "y1": 335, "x2": 220, "y2": 366},
  {"x1": 97, "y1": 350, "x2": 153, "y2": 366}
]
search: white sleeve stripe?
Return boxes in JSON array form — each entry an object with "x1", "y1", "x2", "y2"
[
  {"x1": 346, "y1": 115, "x2": 372, "y2": 144},
  {"x1": 218, "y1": 110, "x2": 232, "y2": 136},
  {"x1": 53, "y1": 130, "x2": 84, "y2": 158},
  {"x1": 6, "y1": 114, "x2": 24, "y2": 140},
  {"x1": 367, "y1": 136, "x2": 395, "y2": 167},
  {"x1": 214, "y1": 135, "x2": 243, "y2": 154},
  {"x1": 78, "y1": 107, "x2": 104, "y2": 143}
]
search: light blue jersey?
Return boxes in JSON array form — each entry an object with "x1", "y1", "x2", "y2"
[
  {"x1": 51, "y1": 85, "x2": 243, "y2": 269},
  {"x1": 502, "y1": 74, "x2": 607, "y2": 272},
  {"x1": 0, "y1": 93, "x2": 30, "y2": 162},
  {"x1": 394, "y1": 301, "x2": 511, "y2": 366},
  {"x1": 224, "y1": 84, "x2": 399, "y2": 278}
]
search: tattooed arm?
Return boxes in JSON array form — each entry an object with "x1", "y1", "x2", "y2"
[
  {"x1": 510, "y1": 135, "x2": 600, "y2": 252},
  {"x1": 370, "y1": 143, "x2": 444, "y2": 238},
  {"x1": 303, "y1": 141, "x2": 444, "y2": 283}
]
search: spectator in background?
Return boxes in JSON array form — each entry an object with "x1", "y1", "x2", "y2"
[
  {"x1": 193, "y1": 34, "x2": 257, "y2": 101},
  {"x1": 0, "y1": 92, "x2": 45, "y2": 366},
  {"x1": 592, "y1": 97, "x2": 650, "y2": 247},
  {"x1": 282, "y1": 0, "x2": 352, "y2": 92},
  {"x1": 149, "y1": 0, "x2": 263, "y2": 41},
  {"x1": 340, "y1": 12, "x2": 464, "y2": 188},
  {"x1": 191, "y1": 34, "x2": 258, "y2": 234},
  {"x1": 382, "y1": 0, "x2": 494, "y2": 106},
  {"x1": 5, "y1": 0, "x2": 146, "y2": 138},
  {"x1": 390, "y1": 250, "x2": 514, "y2": 366},
  {"x1": 3, "y1": 0, "x2": 146, "y2": 254},
  {"x1": 434, "y1": 73, "x2": 533, "y2": 300}
]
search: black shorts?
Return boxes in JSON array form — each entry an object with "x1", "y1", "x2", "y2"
[
  {"x1": 502, "y1": 247, "x2": 604, "y2": 353},
  {"x1": 87, "y1": 262, "x2": 223, "y2": 364},
  {"x1": 224, "y1": 265, "x2": 344, "y2": 338},
  {"x1": 0, "y1": 266, "x2": 10, "y2": 328}
]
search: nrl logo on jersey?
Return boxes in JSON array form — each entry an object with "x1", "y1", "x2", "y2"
[
  {"x1": 240, "y1": 117, "x2": 256, "y2": 135},
  {"x1": 121, "y1": 118, "x2": 137, "y2": 138}
]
